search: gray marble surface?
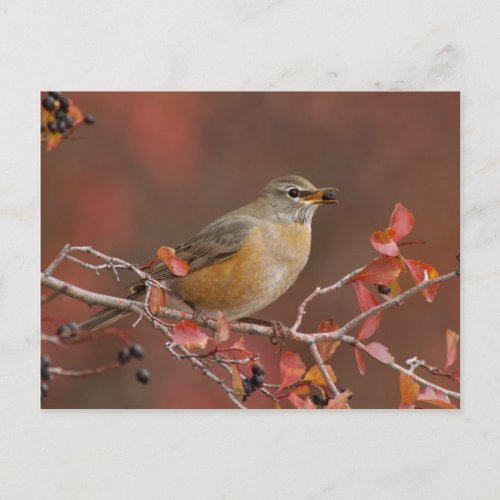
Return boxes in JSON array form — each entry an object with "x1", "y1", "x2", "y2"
[{"x1": 1, "y1": 0, "x2": 499, "y2": 498}]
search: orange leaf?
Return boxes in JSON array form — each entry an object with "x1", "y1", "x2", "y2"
[
  {"x1": 304, "y1": 364, "x2": 337, "y2": 388},
  {"x1": 399, "y1": 373, "x2": 420, "y2": 406},
  {"x1": 216, "y1": 311, "x2": 231, "y2": 343},
  {"x1": 317, "y1": 320, "x2": 341, "y2": 361},
  {"x1": 326, "y1": 390, "x2": 352, "y2": 409},
  {"x1": 361, "y1": 342, "x2": 395, "y2": 364},
  {"x1": 389, "y1": 203, "x2": 414, "y2": 242},
  {"x1": 356, "y1": 256, "x2": 404, "y2": 285},
  {"x1": 147, "y1": 285, "x2": 167, "y2": 313},
  {"x1": 279, "y1": 352, "x2": 306, "y2": 390},
  {"x1": 445, "y1": 328, "x2": 459, "y2": 370},
  {"x1": 157, "y1": 246, "x2": 189, "y2": 277},
  {"x1": 417, "y1": 387, "x2": 456, "y2": 409},
  {"x1": 172, "y1": 320, "x2": 209, "y2": 350},
  {"x1": 404, "y1": 259, "x2": 440, "y2": 303},
  {"x1": 354, "y1": 348, "x2": 365, "y2": 375},
  {"x1": 378, "y1": 280, "x2": 402, "y2": 302},
  {"x1": 231, "y1": 365, "x2": 245, "y2": 402},
  {"x1": 371, "y1": 228, "x2": 400, "y2": 256},
  {"x1": 292, "y1": 383, "x2": 310, "y2": 396}
]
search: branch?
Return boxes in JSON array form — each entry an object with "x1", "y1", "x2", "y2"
[{"x1": 41, "y1": 245, "x2": 460, "y2": 407}]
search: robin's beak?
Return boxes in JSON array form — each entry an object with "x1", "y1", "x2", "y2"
[{"x1": 301, "y1": 188, "x2": 339, "y2": 204}]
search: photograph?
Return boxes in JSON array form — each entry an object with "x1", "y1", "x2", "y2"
[{"x1": 41, "y1": 91, "x2": 460, "y2": 409}]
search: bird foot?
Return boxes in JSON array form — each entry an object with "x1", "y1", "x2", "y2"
[{"x1": 240, "y1": 317, "x2": 286, "y2": 353}]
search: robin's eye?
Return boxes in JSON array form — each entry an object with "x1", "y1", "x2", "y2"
[{"x1": 288, "y1": 188, "x2": 299, "y2": 198}]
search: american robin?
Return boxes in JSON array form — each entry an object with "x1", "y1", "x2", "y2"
[{"x1": 79, "y1": 175, "x2": 338, "y2": 330}]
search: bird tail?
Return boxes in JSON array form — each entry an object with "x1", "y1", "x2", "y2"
[{"x1": 78, "y1": 288, "x2": 145, "y2": 331}]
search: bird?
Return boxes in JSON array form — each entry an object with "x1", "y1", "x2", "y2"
[{"x1": 79, "y1": 175, "x2": 338, "y2": 330}]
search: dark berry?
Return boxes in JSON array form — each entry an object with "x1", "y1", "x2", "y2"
[
  {"x1": 55, "y1": 109, "x2": 66, "y2": 120},
  {"x1": 251, "y1": 373, "x2": 265, "y2": 388},
  {"x1": 41, "y1": 365, "x2": 51, "y2": 380},
  {"x1": 312, "y1": 394, "x2": 327, "y2": 407},
  {"x1": 48, "y1": 91, "x2": 61, "y2": 100},
  {"x1": 41, "y1": 383, "x2": 49, "y2": 399},
  {"x1": 42, "y1": 96, "x2": 55, "y2": 111},
  {"x1": 47, "y1": 121, "x2": 58, "y2": 133},
  {"x1": 252, "y1": 363, "x2": 265, "y2": 376},
  {"x1": 41, "y1": 355, "x2": 51, "y2": 368},
  {"x1": 377, "y1": 284, "x2": 391, "y2": 295},
  {"x1": 118, "y1": 347, "x2": 131, "y2": 364},
  {"x1": 59, "y1": 96, "x2": 70, "y2": 111},
  {"x1": 136, "y1": 368, "x2": 150, "y2": 384},
  {"x1": 84, "y1": 114, "x2": 95, "y2": 125},
  {"x1": 63, "y1": 115, "x2": 73, "y2": 129},
  {"x1": 130, "y1": 344, "x2": 144, "y2": 359},
  {"x1": 242, "y1": 378, "x2": 255, "y2": 397},
  {"x1": 57, "y1": 121, "x2": 66, "y2": 133},
  {"x1": 56, "y1": 321, "x2": 79, "y2": 338}
]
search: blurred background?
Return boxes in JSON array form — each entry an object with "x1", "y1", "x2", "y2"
[{"x1": 41, "y1": 92, "x2": 459, "y2": 409}]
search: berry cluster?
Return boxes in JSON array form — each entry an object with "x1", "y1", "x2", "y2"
[
  {"x1": 41, "y1": 91, "x2": 95, "y2": 150},
  {"x1": 117, "y1": 343, "x2": 150, "y2": 384},
  {"x1": 242, "y1": 362, "x2": 266, "y2": 401}
]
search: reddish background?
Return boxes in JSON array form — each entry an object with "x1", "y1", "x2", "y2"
[{"x1": 41, "y1": 92, "x2": 459, "y2": 409}]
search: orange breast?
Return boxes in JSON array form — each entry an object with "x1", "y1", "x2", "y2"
[{"x1": 174, "y1": 221, "x2": 312, "y2": 320}]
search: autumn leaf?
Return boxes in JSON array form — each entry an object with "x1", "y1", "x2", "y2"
[
  {"x1": 288, "y1": 393, "x2": 316, "y2": 409},
  {"x1": 292, "y1": 383, "x2": 310, "y2": 396},
  {"x1": 361, "y1": 342, "x2": 395, "y2": 364},
  {"x1": 404, "y1": 259, "x2": 440, "y2": 303},
  {"x1": 325, "y1": 390, "x2": 352, "y2": 409},
  {"x1": 304, "y1": 364, "x2": 337, "y2": 388},
  {"x1": 445, "y1": 328, "x2": 459, "y2": 370},
  {"x1": 157, "y1": 246, "x2": 189, "y2": 276},
  {"x1": 371, "y1": 228, "x2": 400, "y2": 256},
  {"x1": 354, "y1": 348, "x2": 365, "y2": 375},
  {"x1": 317, "y1": 320, "x2": 341, "y2": 361},
  {"x1": 226, "y1": 336, "x2": 251, "y2": 356},
  {"x1": 172, "y1": 320, "x2": 209, "y2": 350},
  {"x1": 352, "y1": 281, "x2": 382, "y2": 340},
  {"x1": 389, "y1": 203, "x2": 414, "y2": 242},
  {"x1": 231, "y1": 365, "x2": 245, "y2": 402},
  {"x1": 147, "y1": 285, "x2": 167, "y2": 313},
  {"x1": 216, "y1": 311, "x2": 231, "y2": 343},
  {"x1": 378, "y1": 280, "x2": 402, "y2": 302},
  {"x1": 399, "y1": 373, "x2": 420, "y2": 408},
  {"x1": 356, "y1": 255, "x2": 405, "y2": 285},
  {"x1": 279, "y1": 352, "x2": 306, "y2": 390},
  {"x1": 417, "y1": 387, "x2": 456, "y2": 409}
]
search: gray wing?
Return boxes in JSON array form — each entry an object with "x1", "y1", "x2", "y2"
[{"x1": 130, "y1": 214, "x2": 259, "y2": 290}]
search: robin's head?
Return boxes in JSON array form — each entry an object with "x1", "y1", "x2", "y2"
[{"x1": 258, "y1": 175, "x2": 339, "y2": 225}]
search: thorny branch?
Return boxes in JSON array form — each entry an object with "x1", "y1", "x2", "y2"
[{"x1": 41, "y1": 245, "x2": 460, "y2": 408}]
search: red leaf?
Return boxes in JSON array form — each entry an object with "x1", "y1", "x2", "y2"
[
  {"x1": 404, "y1": 259, "x2": 440, "y2": 303},
  {"x1": 352, "y1": 281, "x2": 382, "y2": 340},
  {"x1": 279, "y1": 352, "x2": 306, "y2": 390},
  {"x1": 216, "y1": 311, "x2": 231, "y2": 343},
  {"x1": 157, "y1": 246, "x2": 189, "y2": 277},
  {"x1": 317, "y1": 320, "x2": 341, "y2": 361},
  {"x1": 326, "y1": 390, "x2": 352, "y2": 409},
  {"x1": 354, "y1": 348, "x2": 365, "y2": 375},
  {"x1": 417, "y1": 387, "x2": 456, "y2": 409},
  {"x1": 361, "y1": 342, "x2": 395, "y2": 364},
  {"x1": 147, "y1": 285, "x2": 167, "y2": 313},
  {"x1": 352, "y1": 280, "x2": 379, "y2": 312},
  {"x1": 389, "y1": 203, "x2": 414, "y2": 242},
  {"x1": 288, "y1": 393, "x2": 316, "y2": 409},
  {"x1": 399, "y1": 373, "x2": 420, "y2": 406},
  {"x1": 371, "y1": 228, "x2": 400, "y2": 256},
  {"x1": 356, "y1": 256, "x2": 404, "y2": 285},
  {"x1": 445, "y1": 328, "x2": 459, "y2": 370},
  {"x1": 172, "y1": 320, "x2": 209, "y2": 350},
  {"x1": 226, "y1": 336, "x2": 251, "y2": 356}
]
